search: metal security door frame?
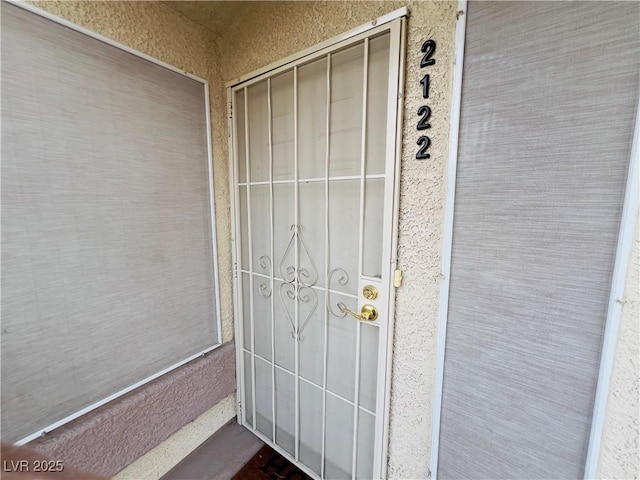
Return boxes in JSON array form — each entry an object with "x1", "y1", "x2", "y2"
[
  {"x1": 431, "y1": 1, "x2": 640, "y2": 478},
  {"x1": 227, "y1": 9, "x2": 407, "y2": 479}
]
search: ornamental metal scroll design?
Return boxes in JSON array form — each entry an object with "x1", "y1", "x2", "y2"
[
  {"x1": 279, "y1": 225, "x2": 318, "y2": 287},
  {"x1": 327, "y1": 268, "x2": 350, "y2": 319},
  {"x1": 258, "y1": 255, "x2": 272, "y2": 298},
  {"x1": 257, "y1": 225, "x2": 351, "y2": 341},
  {"x1": 278, "y1": 225, "x2": 319, "y2": 341}
]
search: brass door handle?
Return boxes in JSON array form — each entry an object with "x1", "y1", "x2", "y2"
[{"x1": 338, "y1": 303, "x2": 378, "y2": 321}]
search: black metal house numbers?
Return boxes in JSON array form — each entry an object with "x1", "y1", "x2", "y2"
[{"x1": 416, "y1": 39, "x2": 436, "y2": 160}]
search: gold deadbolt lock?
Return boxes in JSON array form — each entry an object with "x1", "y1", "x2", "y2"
[
  {"x1": 338, "y1": 303, "x2": 378, "y2": 322},
  {"x1": 362, "y1": 285, "x2": 378, "y2": 300}
]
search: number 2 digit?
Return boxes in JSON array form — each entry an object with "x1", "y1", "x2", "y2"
[
  {"x1": 416, "y1": 135, "x2": 431, "y2": 159},
  {"x1": 417, "y1": 105, "x2": 431, "y2": 130},
  {"x1": 420, "y1": 40, "x2": 436, "y2": 68}
]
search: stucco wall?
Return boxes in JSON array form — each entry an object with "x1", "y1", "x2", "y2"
[
  {"x1": 22, "y1": 2, "x2": 458, "y2": 477},
  {"x1": 598, "y1": 214, "x2": 640, "y2": 480},
  {"x1": 114, "y1": 393, "x2": 237, "y2": 480},
  {"x1": 27, "y1": 342, "x2": 236, "y2": 477},
  {"x1": 211, "y1": 2, "x2": 639, "y2": 478},
  {"x1": 211, "y1": 2, "x2": 458, "y2": 478},
  {"x1": 14, "y1": 2, "x2": 639, "y2": 479}
]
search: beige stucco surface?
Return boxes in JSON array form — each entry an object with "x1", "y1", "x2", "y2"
[
  {"x1": 20, "y1": 2, "x2": 640, "y2": 479},
  {"x1": 27, "y1": 2, "x2": 458, "y2": 477},
  {"x1": 114, "y1": 393, "x2": 237, "y2": 480},
  {"x1": 598, "y1": 214, "x2": 640, "y2": 480},
  {"x1": 205, "y1": 5, "x2": 639, "y2": 479}
]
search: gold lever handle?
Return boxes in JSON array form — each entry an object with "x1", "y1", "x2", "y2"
[{"x1": 338, "y1": 303, "x2": 378, "y2": 321}]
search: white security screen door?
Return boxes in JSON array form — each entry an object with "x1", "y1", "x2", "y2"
[{"x1": 229, "y1": 13, "x2": 405, "y2": 480}]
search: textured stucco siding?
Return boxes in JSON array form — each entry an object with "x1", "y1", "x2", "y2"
[
  {"x1": 212, "y1": 3, "x2": 639, "y2": 477},
  {"x1": 212, "y1": 3, "x2": 458, "y2": 478},
  {"x1": 598, "y1": 214, "x2": 640, "y2": 480},
  {"x1": 28, "y1": 342, "x2": 236, "y2": 477},
  {"x1": 114, "y1": 393, "x2": 237, "y2": 480},
  {"x1": 14, "y1": 2, "x2": 640, "y2": 479}
]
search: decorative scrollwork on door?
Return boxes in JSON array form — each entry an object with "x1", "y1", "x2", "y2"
[
  {"x1": 326, "y1": 267, "x2": 350, "y2": 318},
  {"x1": 279, "y1": 225, "x2": 318, "y2": 287},
  {"x1": 277, "y1": 225, "x2": 319, "y2": 341},
  {"x1": 272, "y1": 225, "x2": 354, "y2": 338},
  {"x1": 258, "y1": 255, "x2": 272, "y2": 298}
]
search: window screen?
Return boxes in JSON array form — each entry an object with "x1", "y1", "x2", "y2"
[
  {"x1": 438, "y1": 2, "x2": 639, "y2": 478},
  {"x1": 1, "y1": 2, "x2": 220, "y2": 442}
]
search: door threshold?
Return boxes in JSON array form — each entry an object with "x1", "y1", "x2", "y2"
[{"x1": 160, "y1": 420, "x2": 263, "y2": 480}]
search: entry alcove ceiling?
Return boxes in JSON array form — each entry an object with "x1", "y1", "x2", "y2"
[
  {"x1": 163, "y1": 1, "x2": 248, "y2": 36},
  {"x1": 164, "y1": 1, "x2": 319, "y2": 38},
  {"x1": 164, "y1": 1, "x2": 396, "y2": 51}
]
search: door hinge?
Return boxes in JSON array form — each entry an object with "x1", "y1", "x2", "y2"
[
  {"x1": 393, "y1": 269, "x2": 403, "y2": 288},
  {"x1": 228, "y1": 102, "x2": 233, "y2": 119}
]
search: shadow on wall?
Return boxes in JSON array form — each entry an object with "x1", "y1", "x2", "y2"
[{"x1": 0, "y1": 443, "x2": 109, "y2": 480}]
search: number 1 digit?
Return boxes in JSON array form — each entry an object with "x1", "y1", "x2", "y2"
[{"x1": 420, "y1": 74, "x2": 430, "y2": 99}]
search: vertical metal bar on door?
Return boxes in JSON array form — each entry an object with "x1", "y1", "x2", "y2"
[
  {"x1": 267, "y1": 78, "x2": 277, "y2": 443},
  {"x1": 293, "y1": 65, "x2": 300, "y2": 462},
  {"x1": 352, "y1": 38, "x2": 370, "y2": 480},
  {"x1": 244, "y1": 87, "x2": 257, "y2": 430},
  {"x1": 321, "y1": 53, "x2": 332, "y2": 480}
]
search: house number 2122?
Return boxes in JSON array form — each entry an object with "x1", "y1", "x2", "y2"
[{"x1": 416, "y1": 39, "x2": 436, "y2": 160}]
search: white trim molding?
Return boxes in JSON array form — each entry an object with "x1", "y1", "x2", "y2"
[
  {"x1": 4, "y1": 0, "x2": 208, "y2": 84},
  {"x1": 584, "y1": 99, "x2": 640, "y2": 479},
  {"x1": 430, "y1": 1, "x2": 467, "y2": 478}
]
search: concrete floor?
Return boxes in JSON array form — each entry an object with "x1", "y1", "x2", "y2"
[{"x1": 161, "y1": 421, "x2": 263, "y2": 480}]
